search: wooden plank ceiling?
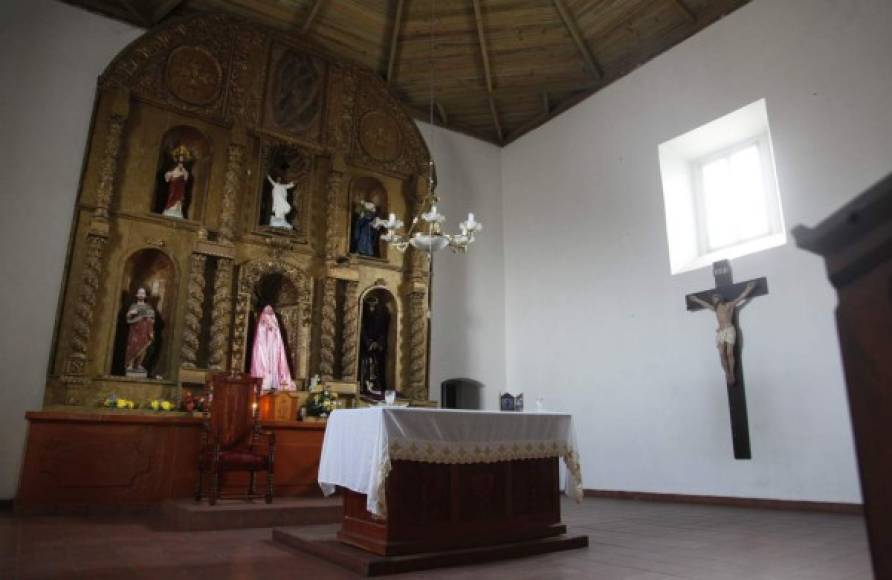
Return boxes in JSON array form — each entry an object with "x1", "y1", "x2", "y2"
[{"x1": 63, "y1": 0, "x2": 752, "y2": 145}]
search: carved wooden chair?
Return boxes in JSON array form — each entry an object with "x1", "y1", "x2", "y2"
[{"x1": 196, "y1": 373, "x2": 275, "y2": 505}]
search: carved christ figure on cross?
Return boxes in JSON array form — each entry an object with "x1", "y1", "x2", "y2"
[{"x1": 688, "y1": 281, "x2": 756, "y2": 384}]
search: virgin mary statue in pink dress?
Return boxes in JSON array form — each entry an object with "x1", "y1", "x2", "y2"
[{"x1": 250, "y1": 306, "x2": 294, "y2": 391}]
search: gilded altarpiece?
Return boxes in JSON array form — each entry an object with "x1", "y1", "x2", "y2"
[{"x1": 45, "y1": 13, "x2": 433, "y2": 408}]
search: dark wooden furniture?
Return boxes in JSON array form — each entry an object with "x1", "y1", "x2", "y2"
[
  {"x1": 17, "y1": 410, "x2": 326, "y2": 511},
  {"x1": 337, "y1": 457, "x2": 565, "y2": 556},
  {"x1": 196, "y1": 373, "x2": 274, "y2": 505},
  {"x1": 793, "y1": 172, "x2": 892, "y2": 579}
]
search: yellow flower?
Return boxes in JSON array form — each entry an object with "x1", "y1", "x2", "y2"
[
  {"x1": 331, "y1": 392, "x2": 338, "y2": 399},
  {"x1": 160, "y1": 401, "x2": 173, "y2": 411},
  {"x1": 116, "y1": 399, "x2": 128, "y2": 409},
  {"x1": 150, "y1": 400, "x2": 160, "y2": 411}
]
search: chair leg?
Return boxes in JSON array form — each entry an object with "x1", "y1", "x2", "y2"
[
  {"x1": 265, "y1": 468, "x2": 273, "y2": 504},
  {"x1": 195, "y1": 467, "x2": 203, "y2": 502},
  {"x1": 249, "y1": 471, "x2": 256, "y2": 496},
  {"x1": 210, "y1": 470, "x2": 219, "y2": 506}
]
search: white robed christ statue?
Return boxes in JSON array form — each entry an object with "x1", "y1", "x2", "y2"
[
  {"x1": 266, "y1": 174, "x2": 296, "y2": 230},
  {"x1": 250, "y1": 305, "x2": 294, "y2": 391}
]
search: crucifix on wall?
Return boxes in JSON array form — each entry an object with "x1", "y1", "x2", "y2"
[{"x1": 685, "y1": 260, "x2": 768, "y2": 460}]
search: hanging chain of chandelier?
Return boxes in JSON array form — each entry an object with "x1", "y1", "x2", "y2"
[{"x1": 372, "y1": 0, "x2": 482, "y2": 255}]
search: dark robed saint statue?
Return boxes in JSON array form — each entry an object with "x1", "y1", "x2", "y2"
[
  {"x1": 359, "y1": 295, "x2": 390, "y2": 399},
  {"x1": 350, "y1": 191, "x2": 384, "y2": 257},
  {"x1": 125, "y1": 287, "x2": 155, "y2": 377}
]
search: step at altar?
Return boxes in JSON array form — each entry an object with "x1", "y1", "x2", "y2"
[{"x1": 162, "y1": 497, "x2": 342, "y2": 531}]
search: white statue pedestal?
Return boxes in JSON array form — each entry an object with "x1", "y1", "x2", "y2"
[{"x1": 270, "y1": 216, "x2": 293, "y2": 230}]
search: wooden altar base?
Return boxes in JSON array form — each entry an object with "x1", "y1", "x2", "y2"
[
  {"x1": 273, "y1": 524, "x2": 589, "y2": 577},
  {"x1": 162, "y1": 497, "x2": 342, "y2": 531}
]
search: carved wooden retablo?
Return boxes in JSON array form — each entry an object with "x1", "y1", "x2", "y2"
[{"x1": 44, "y1": 13, "x2": 433, "y2": 409}]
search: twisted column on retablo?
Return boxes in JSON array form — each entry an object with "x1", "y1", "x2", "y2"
[
  {"x1": 180, "y1": 253, "x2": 207, "y2": 368},
  {"x1": 319, "y1": 277, "x2": 338, "y2": 379},
  {"x1": 340, "y1": 280, "x2": 359, "y2": 381},
  {"x1": 208, "y1": 258, "x2": 233, "y2": 370}
]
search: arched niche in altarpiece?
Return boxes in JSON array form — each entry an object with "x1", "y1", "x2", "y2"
[
  {"x1": 233, "y1": 260, "x2": 314, "y2": 385},
  {"x1": 348, "y1": 176, "x2": 389, "y2": 260},
  {"x1": 151, "y1": 125, "x2": 211, "y2": 221},
  {"x1": 357, "y1": 286, "x2": 399, "y2": 400},
  {"x1": 109, "y1": 248, "x2": 178, "y2": 380}
]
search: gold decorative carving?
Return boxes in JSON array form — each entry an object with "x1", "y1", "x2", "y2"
[
  {"x1": 50, "y1": 13, "x2": 434, "y2": 408},
  {"x1": 228, "y1": 27, "x2": 266, "y2": 125},
  {"x1": 359, "y1": 110, "x2": 401, "y2": 162},
  {"x1": 324, "y1": 170, "x2": 345, "y2": 260},
  {"x1": 63, "y1": 234, "x2": 108, "y2": 376},
  {"x1": 219, "y1": 143, "x2": 244, "y2": 243},
  {"x1": 93, "y1": 114, "x2": 126, "y2": 219},
  {"x1": 109, "y1": 15, "x2": 231, "y2": 122},
  {"x1": 319, "y1": 277, "x2": 337, "y2": 379},
  {"x1": 327, "y1": 65, "x2": 358, "y2": 151},
  {"x1": 350, "y1": 73, "x2": 430, "y2": 177},
  {"x1": 209, "y1": 258, "x2": 233, "y2": 370},
  {"x1": 165, "y1": 46, "x2": 223, "y2": 106},
  {"x1": 265, "y1": 45, "x2": 324, "y2": 138},
  {"x1": 405, "y1": 288, "x2": 428, "y2": 399},
  {"x1": 180, "y1": 253, "x2": 207, "y2": 368},
  {"x1": 340, "y1": 280, "x2": 359, "y2": 381}
]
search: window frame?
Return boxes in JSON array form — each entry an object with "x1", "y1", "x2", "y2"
[{"x1": 690, "y1": 132, "x2": 783, "y2": 256}]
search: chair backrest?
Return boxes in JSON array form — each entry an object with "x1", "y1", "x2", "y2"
[{"x1": 207, "y1": 373, "x2": 262, "y2": 449}]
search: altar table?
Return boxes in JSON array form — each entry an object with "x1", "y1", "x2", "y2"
[{"x1": 318, "y1": 407, "x2": 583, "y2": 556}]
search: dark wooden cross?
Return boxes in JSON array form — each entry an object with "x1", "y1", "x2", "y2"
[{"x1": 685, "y1": 260, "x2": 769, "y2": 460}]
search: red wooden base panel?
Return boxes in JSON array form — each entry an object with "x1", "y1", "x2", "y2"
[
  {"x1": 337, "y1": 457, "x2": 570, "y2": 557},
  {"x1": 16, "y1": 411, "x2": 326, "y2": 510}
]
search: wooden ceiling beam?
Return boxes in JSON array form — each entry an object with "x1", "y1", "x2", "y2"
[
  {"x1": 670, "y1": 0, "x2": 698, "y2": 22},
  {"x1": 300, "y1": 0, "x2": 325, "y2": 35},
  {"x1": 472, "y1": 0, "x2": 503, "y2": 143},
  {"x1": 551, "y1": 0, "x2": 603, "y2": 80},
  {"x1": 488, "y1": 95, "x2": 503, "y2": 143},
  {"x1": 386, "y1": 0, "x2": 406, "y2": 83},
  {"x1": 471, "y1": 0, "x2": 494, "y2": 94},
  {"x1": 149, "y1": 0, "x2": 186, "y2": 25},
  {"x1": 436, "y1": 101, "x2": 449, "y2": 126}
]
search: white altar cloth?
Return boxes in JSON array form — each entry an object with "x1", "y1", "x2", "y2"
[{"x1": 318, "y1": 407, "x2": 583, "y2": 517}]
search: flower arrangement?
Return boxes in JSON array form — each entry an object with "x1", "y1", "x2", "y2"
[
  {"x1": 306, "y1": 388, "x2": 338, "y2": 418},
  {"x1": 149, "y1": 400, "x2": 175, "y2": 411},
  {"x1": 181, "y1": 390, "x2": 206, "y2": 413},
  {"x1": 103, "y1": 394, "x2": 135, "y2": 409}
]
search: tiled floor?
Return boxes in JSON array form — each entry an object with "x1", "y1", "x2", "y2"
[{"x1": 1, "y1": 498, "x2": 873, "y2": 579}]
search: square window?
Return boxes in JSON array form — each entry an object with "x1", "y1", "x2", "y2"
[{"x1": 658, "y1": 100, "x2": 785, "y2": 274}]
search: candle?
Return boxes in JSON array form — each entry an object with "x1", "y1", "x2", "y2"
[{"x1": 468, "y1": 213, "x2": 475, "y2": 223}]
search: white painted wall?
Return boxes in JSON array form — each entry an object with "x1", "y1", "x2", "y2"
[
  {"x1": 422, "y1": 124, "x2": 506, "y2": 410},
  {"x1": 0, "y1": 0, "x2": 141, "y2": 498},
  {"x1": 500, "y1": 0, "x2": 892, "y2": 503}
]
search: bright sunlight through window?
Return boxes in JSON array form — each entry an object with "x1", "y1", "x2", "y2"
[{"x1": 659, "y1": 100, "x2": 785, "y2": 275}]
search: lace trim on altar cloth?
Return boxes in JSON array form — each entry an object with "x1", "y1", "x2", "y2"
[{"x1": 387, "y1": 438, "x2": 584, "y2": 503}]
